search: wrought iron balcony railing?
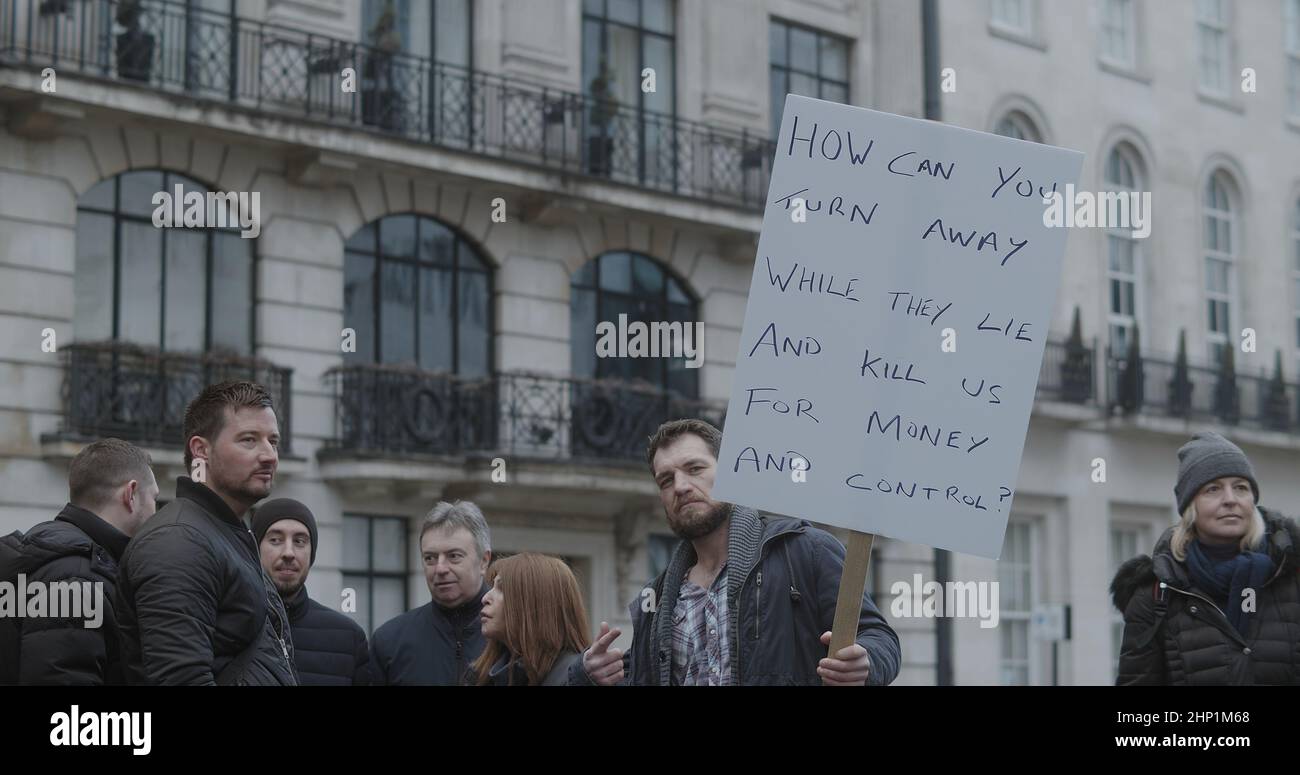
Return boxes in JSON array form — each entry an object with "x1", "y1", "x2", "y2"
[
  {"x1": 1037, "y1": 337, "x2": 1098, "y2": 405},
  {"x1": 322, "y1": 364, "x2": 726, "y2": 465},
  {"x1": 56, "y1": 341, "x2": 294, "y2": 455},
  {"x1": 1107, "y1": 348, "x2": 1300, "y2": 433},
  {"x1": 0, "y1": 0, "x2": 775, "y2": 210}
]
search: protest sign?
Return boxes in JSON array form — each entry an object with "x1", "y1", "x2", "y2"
[{"x1": 712, "y1": 95, "x2": 1084, "y2": 562}]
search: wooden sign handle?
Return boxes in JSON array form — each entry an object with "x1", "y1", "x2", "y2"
[{"x1": 828, "y1": 530, "x2": 875, "y2": 656}]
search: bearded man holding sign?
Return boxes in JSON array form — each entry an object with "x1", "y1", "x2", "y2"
[{"x1": 577, "y1": 419, "x2": 900, "y2": 686}]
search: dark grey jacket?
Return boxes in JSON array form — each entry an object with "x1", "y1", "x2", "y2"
[
  {"x1": 116, "y1": 477, "x2": 298, "y2": 686},
  {"x1": 578, "y1": 506, "x2": 901, "y2": 686},
  {"x1": 1112, "y1": 508, "x2": 1300, "y2": 686},
  {"x1": 370, "y1": 585, "x2": 488, "y2": 686}
]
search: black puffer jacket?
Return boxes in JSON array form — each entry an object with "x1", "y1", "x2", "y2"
[
  {"x1": 0, "y1": 504, "x2": 128, "y2": 685},
  {"x1": 116, "y1": 477, "x2": 298, "y2": 686},
  {"x1": 1111, "y1": 508, "x2": 1300, "y2": 685},
  {"x1": 284, "y1": 587, "x2": 370, "y2": 686}
]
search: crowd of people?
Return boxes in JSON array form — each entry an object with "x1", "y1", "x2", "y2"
[{"x1": 0, "y1": 379, "x2": 1296, "y2": 685}]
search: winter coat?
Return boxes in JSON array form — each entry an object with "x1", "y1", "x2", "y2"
[
  {"x1": 116, "y1": 477, "x2": 298, "y2": 686},
  {"x1": 0, "y1": 504, "x2": 129, "y2": 685},
  {"x1": 1112, "y1": 508, "x2": 1300, "y2": 685},
  {"x1": 575, "y1": 506, "x2": 901, "y2": 686},
  {"x1": 283, "y1": 587, "x2": 370, "y2": 686}
]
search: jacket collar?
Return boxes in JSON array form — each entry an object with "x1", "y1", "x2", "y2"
[
  {"x1": 434, "y1": 581, "x2": 489, "y2": 623},
  {"x1": 55, "y1": 502, "x2": 129, "y2": 562},
  {"x1": 283, "y1": 585, "x2": 311, "y2": 622},
  {"x1": 653, "y1": 504, "x2": 805, "y2": 685},
  {"x1": 174, "y1": 476, "x2": 245, "y2": 528}
]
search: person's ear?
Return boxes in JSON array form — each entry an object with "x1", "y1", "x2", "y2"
[
  {"x1": 121, "y1": 479, "x2": 139, "y2": 514},
  {"x1": 482, "y1": 550, "x2": 492, "y2": 573}
]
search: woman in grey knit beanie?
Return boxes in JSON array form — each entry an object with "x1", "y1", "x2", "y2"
[{"x1": 1110, "y1": 432, "x2": 1300, "y2": 685}]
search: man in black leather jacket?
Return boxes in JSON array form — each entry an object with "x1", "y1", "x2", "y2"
[{"x1": 116, "y1": 380, "x2": 298, "y2": 686}]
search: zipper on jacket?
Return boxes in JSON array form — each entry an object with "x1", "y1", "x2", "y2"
[
  {"x1": 754, "y1": 570, "x2": 762, "y2": 641},
  {"x1": 1160, "y1": 582, "x2": 1248, "y2": 647},
  {"x1": 734, "y1": 526, "x2": 803, "y2": 679}
]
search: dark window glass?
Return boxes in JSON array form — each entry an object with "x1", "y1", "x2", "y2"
[
  {"x1": 770, "y1": 19, "x2": 851, "y2": 139},
  {"x1": 343, "y1": 215, "x2": 492, "y2": 375}
]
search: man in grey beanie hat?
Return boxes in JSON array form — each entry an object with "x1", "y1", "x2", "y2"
[
  {"x1": 253, "y1": 498, "x2": 370, "y2": 685},
  {"x1": 1174, "y1": 431, "x2": 1260, "y2": 515}
]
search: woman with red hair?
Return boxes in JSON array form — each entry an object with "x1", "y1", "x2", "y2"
[{"x1": 468, "y1": 553, "x2": 591, "y2": 686}]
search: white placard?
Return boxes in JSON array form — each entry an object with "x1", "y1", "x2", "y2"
[{"x1": 711, "y1": 95, "x2": 1084, "y2": 559}]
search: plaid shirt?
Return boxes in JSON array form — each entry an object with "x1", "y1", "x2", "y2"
[{"x1": 670, "y1": 564, "x2": 730, "y2": 686}]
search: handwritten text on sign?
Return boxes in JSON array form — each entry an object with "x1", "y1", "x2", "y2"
[{"x1": 710, "y1": 96, "x2": 1084, "y2": 559}]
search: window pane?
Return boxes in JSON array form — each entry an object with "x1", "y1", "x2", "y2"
[
  {"x1": 458, "y1": 270, "x2": 491, "y2": 378},
  {"x1": 582, "y1": 18, "x2": 604, "y2": 95},
  {"x1": 599, "y1": 252, "x2": 632, "y2": 293},
  {"x1": 75, "y1": 213, "x2": 114, "y2": 341},
  {"x1": 380, "y1": 260, "x2": 417, "y2": 363},
  {"x1": 343, "y1": 516, "x2": 370, "y2": 570},
  {"x1": 632, "y1": 255, "x2": 664, "y2": 296},
  {"x1": 211, "y1": 233, "x2": 252, "y2": 354},
  {"x1": 770, "y1": 69, "x2": 787, "y2": 138},
  {"x1": 770, "y1": 21, "x2": 787, "y2": 66},
  {"x1": 790, "y1": 27, "x2": 817, "y2": 73},
  {"x1": 822, "y1": 81, "x2": 848, "y2": 106},
  {"x1": 608, "y1": 0, "x2": 637, "y2": 24},
  {"x1": 80, "y1": 178, "x2": 115, "y2": 210},
  {"x1": 342, "y1": 574, "x2": 370, "y2": 630},
  {"x1": 571, "y1": 287, "x2": 598, "y2": 378},
  {"x1": 419, "y1": 220, "x2": 456, "y2": 265},
  {"x1": 643, "y1": 0, "x2": 672, "y2": 33},
  {"x1": 373, "y1": 577, "x2": 406, "y2": 629},
  {"x1": 164, "y1": 230, "x2": 206, "y2": 352},
  {"x1": 820, "y1": 35, "x2": 848, "y2": 81},
  {"x1": 417, "y1": 267, "x2": 454, "y2": 372},
  {"x1": 789, "y1": 72, "x2": 818, "y2": 100},
  {"x1": 381, "y1": 215, "x2": 417, "y2": 260},
  {"x1": 120, "y1": 170, "x2": 164, "y2": 218},
  {"x1": 346, "y1": 222, "x2": 376, "y2": 253},
  {"x1": 344, "y1": 252, "x2": 376, "y2": 363},
  {"x1": 118, "y1": 221, "x2": 163, "y2": 346},
  {"x1": 372, "y1": 517, "x2": 407, "y2": 572},
  {"x1": 435, "y1": 0, "x2": 471, "y2": 67},
  {"x1": 574, "y1": 259, "x2": 597, "y2": 287},
  {"x1": 643, "y1": 35, "x2": 674, "y2": 114},
  {"x1": 583, "y1": 0, "x2": 603, "y2": 15},
  {"x1": 667, "y1": 278, "x2": 689, "y2": 305}
]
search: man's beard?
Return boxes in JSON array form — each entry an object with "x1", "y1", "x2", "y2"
[
  {"x1": 667, "y1": 499, "x2": 731, "y2": 540},
  {"x1": 273, "y1": 574, "x2": 305, "y2": 598},
  {"x1": 209, "y1": 457, "x2": 272, "y2": 507}
]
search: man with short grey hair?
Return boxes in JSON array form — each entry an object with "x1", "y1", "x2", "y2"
[{"x1": 369, "y1": 500, "x2": 492, "y2": 685}]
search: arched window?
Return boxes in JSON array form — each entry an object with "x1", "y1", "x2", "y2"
[
  {"x1": 1203, "y1": 170, "x2": 1240, "y2": 365},
  {"x1": 993, "y1": 111, "x2": 1042, "y2": 143},
  {"x1": 74, "y1": 169, "x2": 254, "y2": 354},
  {"x1": 343, "y1": 214, "x2": 492, "y2": 377},
  {"x1": 570, "y1": 251, "x2": 698, "y2": 397},
  {"x1": 1103, "y1": 143, "x2": 1145, "y2": 354}
]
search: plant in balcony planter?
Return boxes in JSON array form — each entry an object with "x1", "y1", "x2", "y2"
[
  {"x1": 362, "y1": 0, "x2": 406, "y2": 132},
  {"x1": 1262, "y1": 349, "x2": 1291, "y2": 432},
  {"x1": 585, "y1": 56, "x2": 620, "y2": 176},
  {"x1": 1167, "y1": 328, "x2": 1194, "y2": 418},
  {"x1": 115, "y1": 0, "x2": 155, "y2": 83},
  {"x1": 1059, "y1": 306, "x2": 1091, "y2": 403},
  {"x1": 1115, "y1": 324, "x2": 1144, "y2": 414},
  {"x1": 1213, "y1": 344, "x2": 1240, "y2": 425}
]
